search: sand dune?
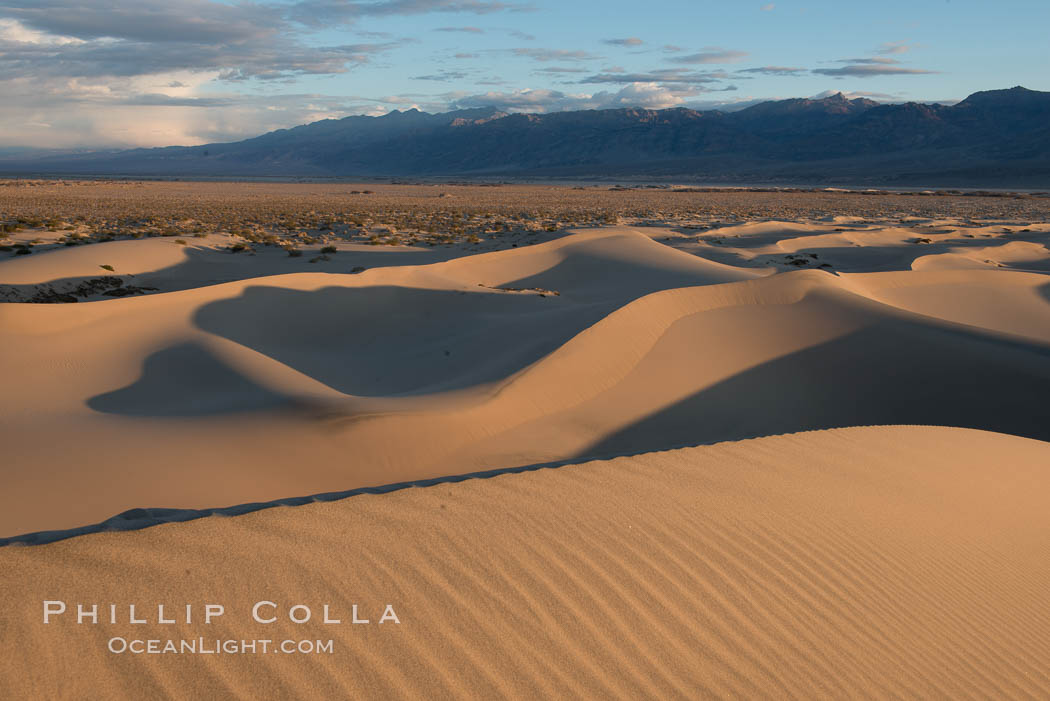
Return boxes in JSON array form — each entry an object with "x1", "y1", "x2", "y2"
[
  {"x1": 0, "y1": 233, "x2": 479, "y2": 302},
  {"x1": 2, "y1": 226, "x2": 1050, "y2": 539},
  {"x1": 846, "y1": 268, "x2": 1050, "y2": 343},
  {"x1": 2, "y1": 426, "x2": 1048, "y2": 699},
  {"x1": 659, "y1": 219, "x2": 1050, "y2": 274},
  {"x1": 3, "y1": 208, "x2": 1050, "y2": 698}
]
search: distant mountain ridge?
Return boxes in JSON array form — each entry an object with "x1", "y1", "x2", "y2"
[{"x1": 4, "y1": 87, "x2": 1049, "y2": 186}]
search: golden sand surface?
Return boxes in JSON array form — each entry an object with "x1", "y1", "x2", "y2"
[{"x1": 2, "y1": 426, "x2": 1048, "y2": 699}]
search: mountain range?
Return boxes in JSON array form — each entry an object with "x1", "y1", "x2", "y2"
[{"x1": 3, "y1": 87, "x2": 1048, "y2": 186}]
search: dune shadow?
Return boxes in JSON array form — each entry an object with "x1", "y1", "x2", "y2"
[
  {"x1": 0, "y1": 242, "x2": 453, "y2": 302},
  {"x1": 677, "y1": 241, "x2": 928, "y2": 272},
  {"x1": 88, "y1": 342, "x2": 291, "y2": 416},
  {"x1": 576, "y1": 320, "x2": 1050, "y2": 461},
  {"x1": 1039, "y1": 281, "x2": 1050, "y2": 305},
  {"x1": 193, "y1": 285, "x2": 617, "y2": 396},
  {"x1": 149, "y1": 243, "x2": 451, "y2": 286},
  {"x1": 500, "y1": 247, "x2": 743, "y2": 298}
]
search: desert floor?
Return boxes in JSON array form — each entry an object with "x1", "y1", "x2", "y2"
[{"x1": 1, "y1": 182, "x2": 1049, "y2": 698}]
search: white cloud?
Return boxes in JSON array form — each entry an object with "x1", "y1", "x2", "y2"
[
  {"x1": 0, "y1": 17, "x2": 83, "y2": 45},
  {"x1": 812, "y1": 89, "x2": 898, "y2": 101},
  {"x1": 449, "y1": 82, "x2": 691, "y2": 112}
]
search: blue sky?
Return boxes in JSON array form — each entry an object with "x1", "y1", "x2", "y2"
[{"x1": 0, "y1": 0, "x2": 1047, "y2": 148}]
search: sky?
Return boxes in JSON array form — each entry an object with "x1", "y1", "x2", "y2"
[{"x1": 0, "y1": 0, "x2": 1047, "y2": 149}]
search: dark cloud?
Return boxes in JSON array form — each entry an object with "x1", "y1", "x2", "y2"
[
  {"x1": 669, "y1": 48, "x2": 748, "y2": 64},
  {"x1": 0, "y1": 33, "x2": 400, "y2": 80},
  {"x1": 813, "y1": 64, "x2": 937, "y2": 77},
  {"x1": 510, "y1": 48, "x2": 601, "y2": 62},
  {"x1": 811, "y1": 53, "x2": 935, "y2": 78},
  {"x1": 0, "y1": 0, "x2": 280, "y2": 43},
  {"x1": 535, "y1": 66, "x2": 588, "y2": 74},
  {"x1": 0, "y1": 0, "x2": 460, "y2": 82},
  {"x1": 0, "y1": 0, "x2": 522, "y2": 80},
  {"x1": 736, "y1": 66, "x2": 807, "y2": 76},
  {"x1": 287, "y1": 0, "x2": 525, "y2": 27},
  {"x1": 579, "y1": 68, "x2": 730, "y2": 85},
  {"x1": 105, "y1": 93, "x2": 240, "y2": 107},
  {"x1": 834, "y1": 57, "x2": 899, "y2": 65},
  {"x1": 602, "y1": 37, "x2": 643, "y2": 47},
  {"x1": 435, "y1": 26, "x2": 484, "y2": 32},
  {"x1": 412, "y1": 70, "x2": 469, "y2": 81}
]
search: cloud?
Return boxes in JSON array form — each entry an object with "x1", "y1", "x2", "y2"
[
  {"x1": 1, "y1": 0, "x2": 280, "y2": 43},
  {"x1": 287, "y1": 0, "x2": 526, "y2": 27},
  {"x1": 813, "y1": 53, "x2": 935, "y2": 78},
  {"x1": 737, "y1": 66, "x2": 807, "y2": 76},
  {"x1": 0, "y1": 0, "x2": 528, "y2": 147},
  {"x1": 535, "y1": 66, "x2": 589, "y2": 74},
  {"x1": 812, "y1": 64, "x2": 937, "y2": 77},
  {"x1": 0, "y1": 16, "x2": 83, "y2": 45},
  {"x1": 878, "y1": 41, "x2": 920, "y2": 55},
  {"x1": 510, "y1": 48, "x2": 601, "y2": 62},
  {"x1": 412, "y1": 70, "x2": 469, "y2": 81},
  {"x1": 607, "y1": 82, "x2": 692, "y2": 108},
  {"x1": 579, "y1": 68, "x2": 730, "y2": 86},
  {"x1": 1, "y1": 0, "x2": 523, "y2": 43},
  {"x1": 760, "y1": 3, "x2": 775, "y2": 10},
  {"x1": 0, "y1": 0, "x2": 946, "y2": 151},
  {"x1": 835, "y1": 57, "x2": 900, "y2": 65},
  {"x1": 812, "y1": 89, "x2": 899, "y2": 101},
  {"x1": 0, "y1": 75, "x2": 393, "y2": 147},
  {"x1": 448, "y1": 82, "x2": 691, "y2": 112},
  {"x1": 0, "y1": 1, "x2": 417, "y2": 82},
  {"x1": 669, "y1": 48, "x2": 748, "y2": 64},
  {"x1": 680, "y1": 96, "x2": 771, "y2": 112},
  {"x1": 0, "y1": 27, "x2": 401, "y2": 81}
]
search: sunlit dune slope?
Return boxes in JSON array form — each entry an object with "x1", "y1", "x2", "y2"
[
  {"x1": 2, "y1": 227, "x2": 1049, "y2": 539},
  {"x1": 2, "y1": 426, "x2": 1048, "y2": 699}
]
